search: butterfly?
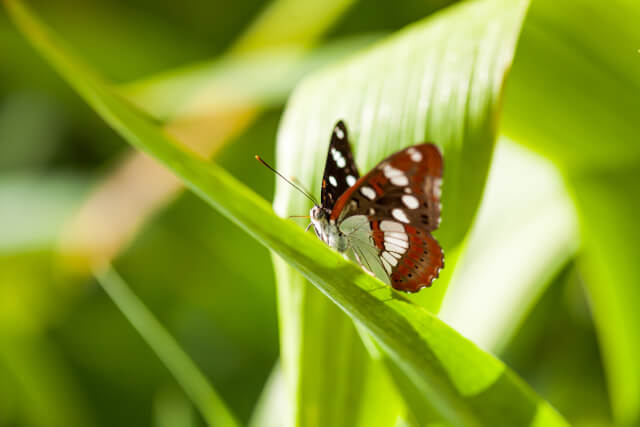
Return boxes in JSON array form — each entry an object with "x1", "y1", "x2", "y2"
[
  {"x1": 307, "y1": 121, "x2": 444, "y2": 293},
  {"x1": 258, "y1": 121, "x2": 444, "y2": 292}
]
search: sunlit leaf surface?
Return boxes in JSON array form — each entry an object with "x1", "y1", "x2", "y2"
[{"x1": 273, "y1": 0, "x2": 533, "y2": 423}]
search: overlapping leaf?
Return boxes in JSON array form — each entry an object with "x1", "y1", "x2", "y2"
[
  {"x1": 502, "y1": 0, "x2": 640, "y2": 422},
  {"x1": 440, "y1": 140, "x2": 578, "y2": 353}
]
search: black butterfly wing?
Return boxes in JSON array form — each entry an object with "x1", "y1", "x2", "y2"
[{"x1": 320, "y1": 121, "x2": 360, "y2": 210}]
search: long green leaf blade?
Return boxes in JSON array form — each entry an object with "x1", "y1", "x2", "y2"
[
  {"x1": 121, "y1": 35, "x2": 380, "y2": 121},
  {"x1": 229, "y1": 0, "x2": 356, "y2": 53},
  {"x1": 5, "y1": 1, "x2": 568, "y2": 425},
  {"x1": 94, "y1": 266, "x2": 240, "y2": 427}
]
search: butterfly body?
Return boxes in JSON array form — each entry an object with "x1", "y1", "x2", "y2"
[
  {"x1": 308, "y1": 121, "x2": 444, "y2": 293},
  {"x1": 309, "y1": 205, "x2": 349, "y2": 252}
]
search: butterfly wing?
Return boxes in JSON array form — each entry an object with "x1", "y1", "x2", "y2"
[
  {"x1": 320, "y1": 121, "x2": 360, "y2": 210},
  {"x1": 332, "y1": 144, "x2": 444, "y2": 292},
  {"x1": 339, "y1": 214, "x2": 391, "y2": 286}
]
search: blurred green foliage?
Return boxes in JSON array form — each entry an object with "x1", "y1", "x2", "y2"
[{"x1": 1, "y1": 0, "x2": 639, "y2": 426}]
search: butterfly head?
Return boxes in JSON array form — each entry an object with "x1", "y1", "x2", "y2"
[
  {"x1": 309, "y1": 205, "x2": 329, "y2": 239},
  {"x1": 310, "y1": 205, "x2": 348, "y2": 252}
]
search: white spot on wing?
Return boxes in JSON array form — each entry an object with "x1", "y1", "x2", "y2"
[
  {"x1": 360, "y1": 186, "x2": 376, "y2": 200},
  {"x1": 380, "y1": 220, "x2": 404, "y2": 232},
  {"x1": 329, "y1": 176, "x2": 338, "y2": 187},
  {"x1": 346, "y1": 175, "x2": 357, "y2": 186},
  {"x1": 426, "y1": 176, "x2": 442, "y2": 199},
  {"x1": 381, "y1": 257, "x2": 392, "y2": 275},
  {"x1": 382, "y1": 251, "x2": 398, "y2": 266},
  {"x1": 392, "y1": 208, "x2": 410, "y2": 223},
  {"x1": 385, "y1": 231, "x2": 408, "y2": 241},
  {"x1": 385, "y1": 236, "x2": 408, "y2": 248},
  {"x1": 408, "y1": 147, "x2": 423, "y2": 162},
  {"x1": 402, "y1": 194, "x2": 419, "y2": 209},
  {"x1": 389, "y1": 251, "x2": 402, "y2": 259},
  {"x1": 331, "y1": 148, "x2": 347, "y2": 168},
  {"x1": 390, "y1": 175, "x2": 409, "y2": 186},
  {"x1": 335, "y1": 127, "x2": 344, "y2": 139},
  {"x1": 383, "y1": 165, "x2": 403, "y2": 178},
  {"x1": 385, "y1": 242, "x2": 406, "y2": 254}
]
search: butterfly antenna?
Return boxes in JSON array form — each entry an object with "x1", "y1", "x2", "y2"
[
  {"x1": 289, "y1": 176, "x2": 315, "y2": 200},
  {"x1": 255, "y1": 156, "x2": 319, "y2": 205}
]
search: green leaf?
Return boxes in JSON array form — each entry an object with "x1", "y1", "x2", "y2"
[
  {"x1": 501, "y1": 0, "x2": 640, "y2": 171},
  {"x1": 120, "y1": 0, "x2": 361, "y2": 122},
  {"x1": 272, "y1": 0, "x2": 530, "y2": 423},
  {"x1": 502, "y1": 0, "x2": 640, "y2": 422},
  {"x1": 229, "y1": 0, "x2": 357, "y2": 53},
  {"x1": 122, "y1": 35, "x2": 380, "y2": 121},
  {"x1": 94, "y1": 266, "x2": 240, "y2": 427},
  {"x1": 5, "y1": 1, "x2": 568, "y2": 425},
  {"x1": 275, "y1": 0, "x2": 532, "y2": 309},
  {"x1": 570, "y1": 168, "x2": 640, "y2": 425},
  {"x1": 249, "y1": 363, "x2": 288, "y2": 427},
  {"x1": 440, "y1": 140, "x2": 578, "y2": 353}
]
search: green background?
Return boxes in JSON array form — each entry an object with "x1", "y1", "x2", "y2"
[{"x1": 2, "y1": 0, "x2": 639, "y2": 426}]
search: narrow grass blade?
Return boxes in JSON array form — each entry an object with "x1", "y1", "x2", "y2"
[{"x1": 94, "y1": 265, "x2": 240, "y2": 427}]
